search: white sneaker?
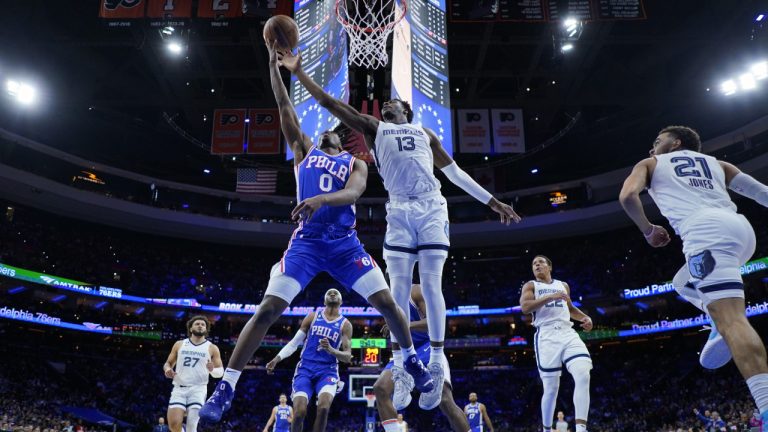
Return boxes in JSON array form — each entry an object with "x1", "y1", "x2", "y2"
[
  {"x1": 418, "y1": 363, "x2": 444, "y2": 410},
  {"x1": 391, "y1": 366, "x2": 414, "y2": 410},
  {"x1": 699, "y1": 324, "x2": 732, "y2": 369}
]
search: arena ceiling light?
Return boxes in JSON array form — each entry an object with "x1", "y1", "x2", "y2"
[
  {"x1": 166, "y1": 41, "x2": 184, "y2": 55},
  {"x1": 5, "y1": 79, "x2": 36, "y2": 105},
  {"x1": 721, "y1": 79, "x2": 738, "y2": 95},
  {"x1": 751, "y1": 61, "x2": 768, "y2": 80},
  {"x1": 739, "y1": 72, "x2": 758, "y2": 90},
  {"x1": 561, "y1": 43, "x2": 574, "y2": 52}
]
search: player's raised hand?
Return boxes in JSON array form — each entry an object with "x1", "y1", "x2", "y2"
[
  {"x1": 318, "y1": 338, "x2": 332, "y2": 353},
  {"x1": 580, "y1": 315, "x2": 593, "y2": 332},
  {"x1": 266, "y1": 356, "x2": 280, "y2": 375},
  {"x1": 643, "y1": 224, "x2": 671, "y2": 248},
  {"x1": 206, "y1": 359, "x2": 214, "y2": 372},
  {"x1": 291, "y1": 196, "x2": 326, "y2": 222},
  {"x1": 277, "y1": 48, "x2": 303, "y2": 73},
  {"x1": 380, "y1": 323, "x2": 390, "y2": 338},
  {"x1": 267, "y1": 39, "x2": 280, "y2": 65},
  {"x1": 488, "y1": 197, "x2": 522, "y2": 226},
  {"x1": 164, "y1": 368, "x2": 176, "y2": 379}
]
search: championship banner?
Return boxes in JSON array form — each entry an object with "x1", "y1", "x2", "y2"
[
  {"x1": 146, "y1": 0, "x2": 193, "y2": 27},
  {"x1": 211, "y1": 109, "x2": 247, "y2": 154},
  {"x1": 99, "y1": 0, "x2": 146, "y2": 26},
  {"x1": 491, "y1": 109, "x2": 526, "y2": 153},
  {"x1": 457, "y1": 109, "x2": 491, "y2": 153},
  {"x1": 197, "y1": 0, "x2": 243, "y2": 26},
  {"x1": 246, "y1": 109, "x2": 281, "y2": 154}
]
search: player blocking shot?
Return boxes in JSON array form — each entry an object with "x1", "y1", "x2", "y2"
[
  {"x1": 263, "y1": 394, "x2": 293, "y2": 432},
  {"x1": 198, "y1": 40, "x2": 433, "y2": 422},
  {"x1": 162, "y1": 316, "x2": 224, "y2": 432},
  {"x1": 520, "y1": 256, "x2": 593, "y2": 432},
  {"x1": 265, "y1": 289, "x2": 352, "y2": 432},
  {"x1": 373, "y1": 284, "x2": 472, "y2": 432},
  {"x1": 278, "y1": 47, "x2": 520, "y2": 410},
  {"x1": 619, "y1": 125, "x2": 768, "y2": 429}
]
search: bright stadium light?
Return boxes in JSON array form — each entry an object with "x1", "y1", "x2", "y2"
[
  {"x1": 6, "y1": 79, "x2": 37, "y2": 105},
  {"x1": 739, "y1": 72, "x2": 757, "y2": 90},
  {"x1": 751, "y1": 61, "x2": 768, "y2": 80},
  {"x1": 757, "y1": 14, "x2": 765, "y2": 22},
  {"x1": 563, "y1": 17, "x2": 578, "y2": 29},
  {"x1": 561, "y1": 43, "x2": 574, "y2": 52},
  {"x1": 721, "y1": 79, "x2": 737, "y2": 95},
  {"x1": 167, "y1": 41, "x2": 183, "y2": 55},
  {"x1": 161, "y1": 26, "x2": 175, "y2": 35}
]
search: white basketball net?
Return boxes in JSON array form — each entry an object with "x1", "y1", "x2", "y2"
[{"x1": 335, "y1": 0, "x2": 407, "y2": 69}]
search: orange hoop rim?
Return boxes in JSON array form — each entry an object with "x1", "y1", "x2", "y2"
[{"x1": 335, "y1": 0, "x2": 407, "y2": 34}]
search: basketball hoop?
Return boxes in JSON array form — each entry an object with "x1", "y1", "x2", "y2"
[
  {"x1": 365, "y1": 393, "x2": 376, "y2": 408},
  {"x1": 335, "y1": 0, "x2": 407, "y2": 69}
]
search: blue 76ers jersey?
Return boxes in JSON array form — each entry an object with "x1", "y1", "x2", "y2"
[
  {"x1": 466, "y1": 403, "x2": 482, "y2": 428},
  {"x1": 296, "y1": 147, "x2": 357, "y2": 228},
  {"x1": 300, "y1": 310, "x2": 347, "y2": 366},
  {"x1": 275, "y1": 405, "x2": 291, "y2": 430}
]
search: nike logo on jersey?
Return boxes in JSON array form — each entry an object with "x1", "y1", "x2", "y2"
[{"x1": 305, "y1": 155, "x2": 349, "y2": 182}]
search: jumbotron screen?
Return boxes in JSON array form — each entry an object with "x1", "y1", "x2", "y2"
[
  {"x1": 287, "y1": 0, "x2": 350, "y2": 160},
  {"x1": 392, "y1": 0, "x2": 453, "y2": 156}
]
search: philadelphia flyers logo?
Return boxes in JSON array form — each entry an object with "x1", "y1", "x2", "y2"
[{"x1": 104, "y1": 0, "x2": 142, "y2": 10}]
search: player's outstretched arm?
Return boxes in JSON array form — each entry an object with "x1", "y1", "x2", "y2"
[
  {"x1": 266, "y1": 312, "x2": 313, "y2": 373},
  {"x1": 290, "y1": 159, "x2": 368, "y2": 222},
  {"x1": 480, "y1": 403, "x2": 494, "y2": 432},
  {"x1": 519, "y1": 281, "x2": 568, "y2": 314},
  {"x1": 207, "y1": 344, "x2": 225, "y2": 378},
  {"x1": 424, "y1": 128, "x2": 521, "y2": 225},
  {"x1": 721, "y1": 160, "x2": 768, "y2": 207},
  {"x1": 278, "y1": 50, "x2": 379, "y2": 137},
  {"x1": 262, "y1": 406, "x2": 277, "y2": 432},
  {"x1": 408, "y1": 284, "x2": 429, "y2": 334},
  {"x1": 619, "y1": 158, "x2": 670, "y2": 248},
  {"x1": 163, "y1": 340, "x2": 182, "y2": 379},
  {"x1": 319, "y1": 320, "x2": 353, "y2": 363},
  {"x1": 267, "y1": 40, "x2": 312, "y2": 163},
  {"x1": 563, "y1": 282, "x2": 592, "y2": 332}
]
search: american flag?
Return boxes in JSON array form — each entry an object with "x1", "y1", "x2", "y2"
[{"x1": 236, "y1": 168, "x2": 277, "y2": 194}]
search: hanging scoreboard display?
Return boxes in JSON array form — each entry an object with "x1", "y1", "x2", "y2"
[{"x1": 361, "y1": 347, "x2": 381, "y2": 367}]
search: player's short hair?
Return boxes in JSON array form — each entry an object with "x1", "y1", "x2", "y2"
[
  {"x1": 390, "y1": 98, "x2": 413, "y2": 123},
  {"x1": 279, "y1": 393, "x2": 287, "y2": 398},
  {"x1": 533, "y1": 255, "x2": 553, "y2": 268},
  {"x1": 659, "y1": 125, "x2": 701, "y2": 152},
  {"x1": 187, "y1": 315, "x2": 210, "y2": 337}
]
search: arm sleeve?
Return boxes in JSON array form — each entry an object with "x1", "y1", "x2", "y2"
[
  {"x1": 440, "y1": 162, "x2": 494, "y2": 204},
  {"x1": 277, "y1": 329, "x2": 307, "y2": 360},
  {"x1": 729, "y1": 172, "x2": 768, "y2": 207}
]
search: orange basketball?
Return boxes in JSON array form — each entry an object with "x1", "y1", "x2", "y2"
[{"x1": 263, "y1": 15, "x2": 300, "y2": 51}]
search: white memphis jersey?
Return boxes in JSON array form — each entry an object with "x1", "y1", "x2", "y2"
[
  {"x1": 173, "y1": 338, "x2": 211, "y2": 386},
  {"x1": 648, "y1": 150, "x2": 736, "y2": 234},
  {"x1": 373, "y1": 121, "x2": 441, "y2": 197},
  {"x1": 532, "y1": 280, "x2": 572, "y2": 328}
]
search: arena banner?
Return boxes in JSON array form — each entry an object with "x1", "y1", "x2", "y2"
[
  {"x1": 620, "y1": 301, "x2": 768, "y2": 337},
  {"x1": 491, "y1": 109, "x2": 526, "y2": 153},
  {"x1": 457, "y1": 109, "x2": 491, "y2": 153},
  {"x1": 246, "y1": 109, "x2": 281, "y2": 154},
  {"x1": 99, "y1": 0, "x2": 147, "y2": 26},
  {"x1": 146, "y1": 0, "x2": 193, "y2": 27},
  {"x1": 197, "y1": 0, "x2": 243, "y2": 26},
  {"x1": 0, "y1": 305, "x2": 112, "y2": 334},
  {"x1": 621, "y1": 256, "x2": 768, "y2": 299},
  {"x1": 211, "y1": 109, "x2": 247, "y2": 154}
]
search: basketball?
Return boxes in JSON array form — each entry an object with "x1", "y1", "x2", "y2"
[{"x1": 263, "y1": 15, "x2": 299, "y2": 51}]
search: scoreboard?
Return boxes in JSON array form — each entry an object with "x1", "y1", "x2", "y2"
[{"x1": 361, "y1": 347, "x2": 381, "y2": 367}]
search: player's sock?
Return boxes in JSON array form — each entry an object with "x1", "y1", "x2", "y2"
[
  {"x1": 382, "y1": 419, "x2": 400, "y2": 432},
  {"x1": 429, "y1": 345, "x2": 444, "y2": 365},
  {"x1": 417, "y1": 252, "x2": 447, "y2": 345},
  {"x1": 222, "y1": 368, "x2": 242, "y2": 390},
  {"x1": 541, "y1": 375, "x2": 559, "y2": 431},
  {"x1": 402, "y1": 345, "x2": 417, "y2": 358},
  {"x1": 393, "y1": 350, "x2": 404, "y2": 368},
  {"x1": 185, "y1": 408, "x2": 200, "y2": 432},
  {"x1": 747, "y1": 373, "x2": 768, "y2": 414},
  {"x1": 575, "y1": 424, "x2": 587, "y2": 432}
]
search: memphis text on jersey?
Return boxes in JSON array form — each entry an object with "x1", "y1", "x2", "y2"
[
  {"x1": 180, "y1": 346, "x2": 208, "y2": 360},
  {"x1": 382, "y1": 128, "x2": 424, "y2": 137},
  {"x1": 311, "y1": 323, "x2": 340, "y2": 344},
  {"x1": 304, "y1": 154, "x2": 349, "y2": 182}
]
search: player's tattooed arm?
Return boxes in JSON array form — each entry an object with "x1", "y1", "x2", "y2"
[
  {"x1": 278, "y1": 49, "x2": 379, "y2": 137},
  {"x1": 519, "y1": 281, "x2": 569, "y2": 314},
  {"x1": 619, "y1": 158, "x2": 671, "y2": 247},
  {"x1": 267, "y1": 39, "x2": 312, "y2": 163},
  {"x1": 319, "y1": 320, "x2": 353, "y2": 363},
  {"x1": 563, "y1": 282, "x2": 592, "y2": 332}
]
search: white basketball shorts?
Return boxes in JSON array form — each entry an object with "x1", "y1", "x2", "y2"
[
  {"x1": 534, "y1": 324, "x2": 592, "y2": 378},
  {"x1": 382, "y1": 191, "x2": 450, "y2": 260},
  {"x1": 168, "y1": 384, "x2": 207, "y2": 411},
  {"x1": 678, "y1": 209, "x2": 756, "y2": 307}
]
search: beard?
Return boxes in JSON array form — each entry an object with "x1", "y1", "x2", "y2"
[
  {"x1": 382, "y1": 110, "x2": 396, "y2": 121},
  {"x1": 191, "y1": 330, "x2": 206, "y2": 337}
]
